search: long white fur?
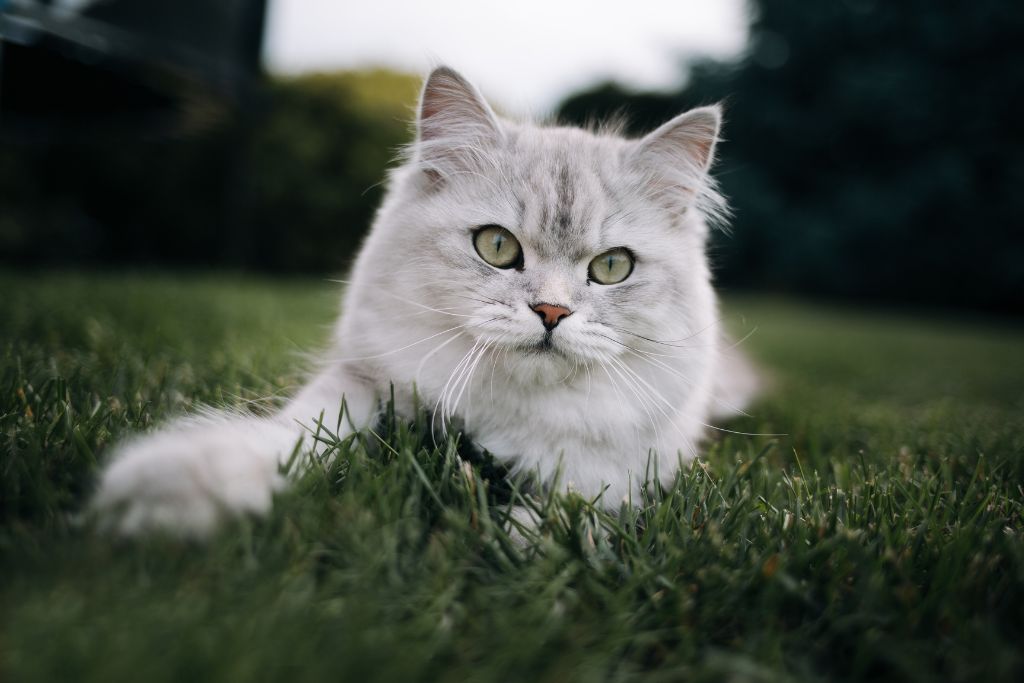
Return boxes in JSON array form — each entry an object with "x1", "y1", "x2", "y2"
[{"x1": 92, "y1": 66, "x2": 758, "y2": 536}]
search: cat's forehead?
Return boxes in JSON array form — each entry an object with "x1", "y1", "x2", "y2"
[
  {"x1": 506, "y1": 124, "x2": 628, "y2": 180},
  {"x1": 499, "y1": 126, "x2": 636, "y2": 260}
]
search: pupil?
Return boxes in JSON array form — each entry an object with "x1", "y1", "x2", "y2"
[{"x1": 494, "y1": 235, "x2": 504, "y2": 252}]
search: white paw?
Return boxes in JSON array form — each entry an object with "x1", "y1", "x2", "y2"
[{"x1": 92, "y1": 418, "x2": 291, "y2": 537}]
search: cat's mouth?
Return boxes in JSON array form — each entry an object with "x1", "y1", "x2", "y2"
[{"x1": 508, "y1": 332, "x2": 566, "y2": 357}]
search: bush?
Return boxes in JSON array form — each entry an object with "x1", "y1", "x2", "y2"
[
  {"x1": 0, "y1": 69, "x2": 419, "y2": 273},
  {"x1": 557, "y1": 0, "x2": 1024, "y2": 313}
]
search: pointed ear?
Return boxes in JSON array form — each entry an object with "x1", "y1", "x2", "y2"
[
  {"x1": 629, "y1": 105, "x2": 728, "y2": 226},
  {"x1": 632, "y1": 104, "x2": 722, "y2": 176},
  {"x1": 417, "y1": 66, "x2": 501, "y2": 144}
]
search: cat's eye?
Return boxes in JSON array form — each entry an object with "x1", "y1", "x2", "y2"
[
  {"x1": 588, "y1": 248, "x2": 634, "y2": 285},
  {"x1": 473, "y1": 225, "x2": 522, "y2": 269}
]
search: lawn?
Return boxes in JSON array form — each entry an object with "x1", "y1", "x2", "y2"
[{"x1": 1, "y1": 271, "x2": 1022, "y2": 682}]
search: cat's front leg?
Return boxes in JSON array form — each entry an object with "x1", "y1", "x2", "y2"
[{"x1": 92, "y1": 367, "x2": 377, "y2": 537}]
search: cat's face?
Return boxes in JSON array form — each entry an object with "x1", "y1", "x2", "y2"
[{"x1": 384, "y1": 68, "x2": 724, "y2": 384}]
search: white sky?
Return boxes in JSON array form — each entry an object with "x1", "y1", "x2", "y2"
[{"x1": 263, "y1": 0, "x2": 749, "y2": 115}]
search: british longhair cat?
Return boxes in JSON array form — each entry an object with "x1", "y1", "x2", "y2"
[{"x1": 93, "y1": 66, "x2": 758, "y2": 536}]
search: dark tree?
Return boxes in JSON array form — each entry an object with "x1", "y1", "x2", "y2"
[{"x1": 559, "y1": 0, "x2": 1024, "y2": 313}]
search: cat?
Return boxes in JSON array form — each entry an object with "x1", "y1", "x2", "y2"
[{"x1": 92, "y1": 66, "x2": 759, "y2": 536}]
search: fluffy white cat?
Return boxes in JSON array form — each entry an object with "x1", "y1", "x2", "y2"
[{"x1": 93, "y1": 66, "x2": 758, "y2": 536}]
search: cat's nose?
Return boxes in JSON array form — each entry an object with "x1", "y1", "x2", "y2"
[{"x1": 531, "y1": 303, "x2": 572, "y2": 331}]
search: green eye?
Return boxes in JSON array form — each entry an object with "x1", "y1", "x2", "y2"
[
  {"x1": 473, "y1": 225, "x2": 522, "y2": 269},
  {"x1": 588, "y1": 248, "x2": 634, "y2": 285}
]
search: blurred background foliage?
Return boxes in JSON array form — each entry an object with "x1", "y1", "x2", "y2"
[
  {"x1": 0, "y1": 68, "x2": 419, "y2": 273},
  {"x1": 2, "y1": 0, "x2": 1022, "y2": 313},
  {"x1": 560, "y1": 0, "x2": 1024, "y2": 313}
]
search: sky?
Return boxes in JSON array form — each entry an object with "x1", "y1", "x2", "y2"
[{"x1": 263, "y1": 0, "x2": 749, "y2": 115}]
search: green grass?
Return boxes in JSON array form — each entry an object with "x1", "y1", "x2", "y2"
[{"x1": 1, "y1": 271, "x2": 1022, "y2": 682}]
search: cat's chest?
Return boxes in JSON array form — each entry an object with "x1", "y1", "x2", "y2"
[{"x1": 457, "y1": 374, "x2": 660, "y2": 461}]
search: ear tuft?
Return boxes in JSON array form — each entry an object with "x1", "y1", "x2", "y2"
[
  {"x1": 630, "y1": 104, "x2": 729, "y2": 228},
  {"x1": 634, "y1": 104, "x2": 722, "y2": 174},
  {"x1": 412, "y1": 67, "x2": 502, "y2": 186},
  {"x1": 418, "y1": 66, "x2": 500, "y2": 143}
]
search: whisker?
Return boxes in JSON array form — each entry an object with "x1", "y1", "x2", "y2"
[
  {"x1": 432, "y1": 339, "x2": 481, "y2": 440},
  {"x1": 595, "y1": 359, "x2": 639, "y2": 454},
  {"x1": 327, "y1": 278, "x2": 479, "y2": 319},
  {"x1": 336, "y1": 318, "x2": 498, "y2": 363},
  {"x1": 722, "y1": 325, "x2": 760, "y2": 352},
  {"x1": 606, "y1": 318, "x2": 722, "y2": 348},
  {"x1": 605, "y1": 356, "x2": 702, "y2": 461},
  {"x1": 698, "y1": 423, "x2": 786, "y2": 438},
  {"x1": 598, "y1": 333, "x2": 754, "y2": 418},
  {"x1": 452, "y1": 339, "x2": 493, "y2": 421},
  {"x1": 489, "y1": 333, "x2": 507, "y2": 405},
  {"x1": 415, "y1": 330, "x2": 467, "y2": 386},
  {"x1": 615, "y1": 353, "x2": 782, "y2": 438},
  {"x1": 448, "y1": 292, "x2": 512, "y2": 308},
  {"x1": 602, "y1": 356, "x2": 659, "y2": 437}
]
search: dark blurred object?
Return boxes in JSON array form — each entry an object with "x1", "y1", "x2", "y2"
[
  {"x1": 239, "y1": 71, "x2": 418, "y2": 271},
  {"x1": 0, "y1": 1, "x2": 417, "y2": 274},
  {"x1": 0, "y1": 0, "x2": 266, "y2": 139},
  {"x1": 0, "y1": 0, "x2": 269, "y2": 266},
  {"x1": 560, "y1": 0, "x2": 1024, "y2": 314}
]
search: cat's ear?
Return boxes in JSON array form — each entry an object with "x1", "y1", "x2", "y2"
[
  {"x1": 632, "y1": 105, "x2": 722, "y2": 177},
  {"x1": 629, "y1": 105, "x2": 727, "y2": 225},
  {"x1": 417, "y1": 66, "x2": 501, "y2": 152}
]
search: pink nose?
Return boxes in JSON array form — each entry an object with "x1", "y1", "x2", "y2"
[{"x1": 532, "y1": 303, "x2": 572, "y2": 331}]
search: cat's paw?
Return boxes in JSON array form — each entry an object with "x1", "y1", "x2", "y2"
[{"x1": 92, "y1": 419, "x2": 289, "y2": 538}]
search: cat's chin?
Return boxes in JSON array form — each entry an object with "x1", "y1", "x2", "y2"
[{"x1": 496, "y1": 339, "x2": 585, "y2": 387}]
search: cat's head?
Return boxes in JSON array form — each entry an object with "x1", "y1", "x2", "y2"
[{"x1": 380, "y1": 66, "x2": 726, "y2": 385}]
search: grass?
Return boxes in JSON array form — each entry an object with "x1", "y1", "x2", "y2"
[{"x1": 1, "y1": 271, "x2": 1022, "y2": 682}]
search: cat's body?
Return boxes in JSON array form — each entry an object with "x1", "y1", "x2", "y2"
[{"x1": 94, "y1": 67, "x2": 758, "y2": 536}]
